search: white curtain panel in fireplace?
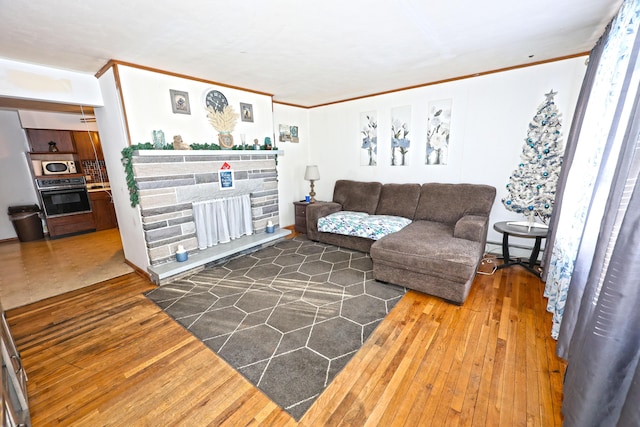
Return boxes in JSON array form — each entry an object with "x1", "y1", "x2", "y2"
[{"x1": 192, "y1": 194, "x2": 253, "y2": 249}]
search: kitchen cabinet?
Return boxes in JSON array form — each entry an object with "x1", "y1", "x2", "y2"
[
  {"x1": 1, "y1": 302, "x2": 31, "y2": 426},
  {"x1": 73, "y1": 131, "x2": 103, "y2": 161},
  {"x1": 46, "y1": 212, "x2": 96, "y2": 239},
  {"x1": 26, "y1": 129, "x2": 74, "y2": 153},
  {"x1": 89, "y1": 190, "x2": 117, "y2": 231}
]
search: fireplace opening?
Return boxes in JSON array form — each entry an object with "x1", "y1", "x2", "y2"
[{"x1": 192, "y1": 194, "x2": 253, "y2": 249}]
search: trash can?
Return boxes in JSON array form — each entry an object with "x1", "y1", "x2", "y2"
[{"x1": 8, "y1": 205, "x2": 44, "y2": 242}]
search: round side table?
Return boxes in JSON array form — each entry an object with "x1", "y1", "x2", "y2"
[{"x1": 493, "y1": 221, "x2": 549, "y2": 277}]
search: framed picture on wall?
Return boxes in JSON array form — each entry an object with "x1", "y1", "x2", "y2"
[
  {"x1": 391, "y1": 106, "x2": 411, "y2": 166},
  {"x1": 426, "y1": 99, "x2": 452, "y2": 165},
  {"x1": 169, "y1": 90, "x2": 191, "y2": 115},
  {"x1": 218, "y1": 170, "x2": 235, "y2": 189},
  {"x1": 240, "y1": 103, "x2": 254, "y2": 122},
  {"x1": 360, "y1": 111, "x2": 377, "y2": 166},
  {"x1": 279, "y1": 124, "x2": 291, "y2": 142}
]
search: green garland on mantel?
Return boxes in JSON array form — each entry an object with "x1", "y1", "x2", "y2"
[{"x1": 121, "y1": 142, "x2": 278, "y2": 207}]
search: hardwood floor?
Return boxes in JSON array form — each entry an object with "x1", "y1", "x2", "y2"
[{"x1": 6, "y1": 261, "x2": 565, "y2": 426}]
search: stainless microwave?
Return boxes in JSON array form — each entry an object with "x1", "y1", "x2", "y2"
[{"x1": 41, "y1": 160, "x2": 77, "y2": 175}]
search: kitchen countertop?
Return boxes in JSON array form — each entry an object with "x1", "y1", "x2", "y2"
[{"x1": 86, "y1": 182, "x2": 110, "y2": 192}]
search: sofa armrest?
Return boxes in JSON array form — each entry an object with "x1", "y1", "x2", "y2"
[
  {"x1": 306, "y1": 202, "x2": 343, "y2": 240},
  {"x1": 454, "y1": 215, "x2": 489, "y2": 242}
]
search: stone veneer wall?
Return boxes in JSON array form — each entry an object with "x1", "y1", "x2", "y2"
[{"x1": 131, "y1": 150, "x2": 281, "y2": 265}]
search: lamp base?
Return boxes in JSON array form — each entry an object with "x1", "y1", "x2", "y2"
[{"x1": 309, "y1": 180, "x2": 317, "y2": 203}]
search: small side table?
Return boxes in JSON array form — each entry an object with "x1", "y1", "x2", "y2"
[
  {"x1": 293, "y1": 201, "x2": 308, "y2": 234},
  {"x1": 493, "y1": 221, "x2": 548, "y2": 277}
]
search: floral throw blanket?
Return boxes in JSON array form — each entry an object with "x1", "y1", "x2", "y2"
[{"x1": 317, "y1": 211, "x2": 412, "y2": 240}]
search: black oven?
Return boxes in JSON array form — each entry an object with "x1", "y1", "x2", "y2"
[{"x1": 36, "y1": 177, "x2": 91, "y2": 218}]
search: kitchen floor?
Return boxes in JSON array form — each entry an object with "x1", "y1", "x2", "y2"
[{"x1": 0, "y1": 228, "x2": 134, "y2": 310}]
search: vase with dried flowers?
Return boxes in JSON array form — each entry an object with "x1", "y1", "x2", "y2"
[{"x1": 206, "y1": 105, "x2": 239, "y2": 149}]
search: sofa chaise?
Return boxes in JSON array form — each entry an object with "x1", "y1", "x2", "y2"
[{"x1": 306, "y1": 180, "x2": 496, "y2": 304}]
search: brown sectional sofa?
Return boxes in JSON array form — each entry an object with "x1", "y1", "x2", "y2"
[{"x1": 306, "y1": 180, "x2": 496, "y2": 304}]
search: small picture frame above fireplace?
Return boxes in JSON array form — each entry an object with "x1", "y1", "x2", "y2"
[
  {"x1": 170, "y1": 89, "x2": 191, "y2": 115},
  {"x1": 240, "y1": 103, "x2": 253, "y2": 122},
  {"x1": 218, "y1": 170, "x2": 235, "y2": 189}
]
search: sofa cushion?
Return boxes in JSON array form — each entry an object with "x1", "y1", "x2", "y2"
[
  {"x1": 414, "y1": 183, "x2": 496, "y2": 225},
  {"x1": 333, "y1": 180, "x2": 383, "y2": 214},
  {"x1": 370, "y1": 221, "x2": 483, "y2": 283},
  {"x1": 454, "y1": 215, "x2": 489, "y2": 242},
  {"x1": 318, "y1": 211, "x2": 411, "y2": 240},
  {"x1": 375, "y1": 183, "x2": 421, "y2": 219},
  {"x1": 361, "y1": 215, "x2": 412, "y2": 240}
]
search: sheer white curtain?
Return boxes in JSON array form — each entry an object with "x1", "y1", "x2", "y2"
[{"x1": 192, "y1": 194, "x2": 253, "y2": 249}]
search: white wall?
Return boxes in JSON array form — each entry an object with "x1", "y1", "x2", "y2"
[
  {"x1": 0, "y1": 110, "x2": 40, "y2": 240},
  {"x1": 95, "y1": 69, "x2": 150, "y2": 270},
  {"x1": 0, "y1": 58, "x2": 102, "y2": 106},
  {"x1": 117, "y1": 65, "x2": 274, "y2": 147},
  {"x1": 305, "y1": 57, "x2": 587, "y2": 247},
  {"x1": 272, "y1": 104, "x2": 311, "y2": 226}
]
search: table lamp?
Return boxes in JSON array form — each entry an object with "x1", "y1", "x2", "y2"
[{"x1": 304, "y1": 165, "x2": 320, "y2": 203}]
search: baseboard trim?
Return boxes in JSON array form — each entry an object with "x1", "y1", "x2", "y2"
[{"x1": 125, "y1": 259, "x2": 151, "y2": 281}]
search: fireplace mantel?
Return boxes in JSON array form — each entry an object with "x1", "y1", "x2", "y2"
[{"x1": 133, "y1": 149, "x2": 284, "y2": 157}]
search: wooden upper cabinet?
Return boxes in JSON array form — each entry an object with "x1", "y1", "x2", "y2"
[
  {"x1": 26, "y1": 129, "x2": 75, "y2": 153},
  {"x1": 73, "y1": 131, "x2": 103, "y2": 160}
]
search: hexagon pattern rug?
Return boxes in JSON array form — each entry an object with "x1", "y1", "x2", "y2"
[{"x1": 145, "y1": 236, "x2": 406, "y2": 420}]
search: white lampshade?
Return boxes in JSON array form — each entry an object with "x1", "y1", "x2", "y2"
[{"x1": 304, "y1": 165, "x2": 320, "y2": 181}]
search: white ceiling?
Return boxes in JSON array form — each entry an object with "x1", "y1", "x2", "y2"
[{"x1": 0, "y1": 0, "x2": 622, "y2": 107}]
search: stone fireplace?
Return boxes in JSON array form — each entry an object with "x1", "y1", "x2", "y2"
[{"x1": 130, "y1": 150, "x2": 284, "y2": 269}]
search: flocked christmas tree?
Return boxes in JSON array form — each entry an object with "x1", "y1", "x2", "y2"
[{"x1": 502, "y1": 90, "x2": 564, "y2": 226}]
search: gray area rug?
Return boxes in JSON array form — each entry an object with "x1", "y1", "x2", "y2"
[{"x1": 145, "y1": 236, "x2": 405, "y2": 420}]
